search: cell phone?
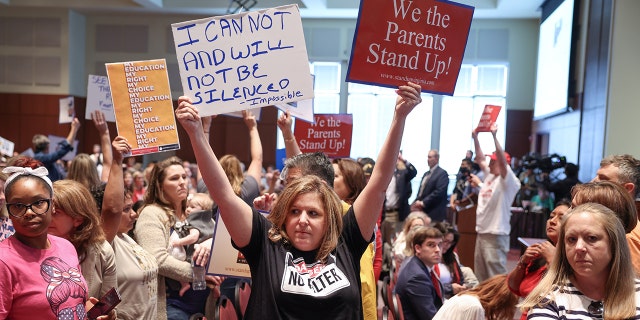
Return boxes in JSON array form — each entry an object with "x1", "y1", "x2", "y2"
[
  {"x1": 517, "y1": 237, "x2": 547, "y2": 247},
  {"x1": 87, "y1": 287, "x2": 121, "y2": 320}
]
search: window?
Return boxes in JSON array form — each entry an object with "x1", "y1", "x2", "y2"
[
  {"x1": 309, "y1": 62, "x2": 341, "y2": 114},
  {"x1": 277, "y1": 61, "x2": 507, "y2": 199},
  {"x1": 439, "y1": 64, "x2": 508, "y2": 179},
  {"x1": 276, "y1": 61, "x2": 342, "y2": 149},
  {"x1": 347, "y1": 83, "x2": 433, "y2": 162}
]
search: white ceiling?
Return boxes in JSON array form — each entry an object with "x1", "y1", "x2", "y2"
[{"x1": 1, "y1": 0, "x2": 544, "y2": 19}]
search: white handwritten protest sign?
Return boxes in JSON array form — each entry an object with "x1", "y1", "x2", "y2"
[
  {"x1": 207, "y1": 210, "x2": 271, "y2": 278},
  {"x1": 275, "y1": 73, "x2": 314, "y2": 122},
  {"x1": 275, "y1": 99, "x2": 314, "y2": 123},
  {"x1": 86, "y1": 74, "x2": 115, "y2": 122},
  {"x1": 59, "y1": 96, "x2": 75, "y2": 124},
  {"x1": 224, "y1": 107, "x2": 263, "y2": 121},
  {"x1": 47, "y1": 135, "x2": 79, "y2": 162},
  {"x1": 0, "y1": 136, "x2": 14, "y2": 157},
  {"x1": 171, "y1": 4, "x2": 314, "y2": 116}
]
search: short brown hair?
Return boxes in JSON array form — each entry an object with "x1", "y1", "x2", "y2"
[
  {"x1": 332, "y1": 158, "x2": 366, "y2": 205},
  {"x1": 410, "y1": 226, "x2": 443, "y2": 254}
]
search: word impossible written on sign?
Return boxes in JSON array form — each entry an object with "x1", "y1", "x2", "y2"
[
  {"x1": 294, "y1": 114, "x2": 353, "y2": 158},
  {"x1": 106, "y1": 59, "x2": 180, "y2": 156},
  {"x1": 171, "y1": 4, "x2": 314, "y2": 116},
  {"x1": 347, "y1": 0, "x2": 473, "y2": 95}
]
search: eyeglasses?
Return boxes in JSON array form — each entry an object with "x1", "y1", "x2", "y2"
[
  {"x1": 6, "y1": 199, "x2": 51, "y2": 218},
  {"x1": 588, "y1": 301, "x2": 603, "y2": 316}
]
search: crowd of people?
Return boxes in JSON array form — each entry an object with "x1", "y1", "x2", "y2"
[{"x1": 2, "y1": 82, "x2": 640, "y2": 320}]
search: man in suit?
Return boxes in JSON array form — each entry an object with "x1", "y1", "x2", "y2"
[
  {"x1": 384, "y1": 151, "x2": 418, "y2": 232},
  {"x1": 411, "y1": 149, "x2": 449, "y2": 222},
  {"x1": 394, "y1": 226, "x2": 444, "y2": 320}
]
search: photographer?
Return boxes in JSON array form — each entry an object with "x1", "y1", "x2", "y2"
[
  {"x1": 518, "y1": 166, "x2": 538, "y2": 207},
  {"x1": 541, "y1": 162, "x2": 581, "y2": 205},
  {"x1": 450, "y1": 158, "x2": 479, "y2": 211},
  {"x1": 518, "y1": 153, "x2": 570, "y2": 207}
]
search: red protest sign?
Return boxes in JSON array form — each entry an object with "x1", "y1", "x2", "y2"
[
  {"x1": 347, "y1": 0, "x2": 474, "y2": 95},
  {"x1": 476, "y1": 105, "x2": 502, "y2": 132},
  {"x1": 294, "y1": 114, "x2": 353, "y2": 158}
]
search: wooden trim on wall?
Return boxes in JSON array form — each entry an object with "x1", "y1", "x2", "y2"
[{"x1": 0, "y1": 93, "x2": 278, "y2": 169}]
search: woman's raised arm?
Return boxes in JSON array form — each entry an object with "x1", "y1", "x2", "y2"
[
  {"x1": 176, "y1": 97, "x2": 254, "y2": 247},
  {"x1": 353, "y1": 82, "x2": 421, "y2": 240},
  {"x1": 243, "y1": 110, "x2": 263, "y2": 186}
]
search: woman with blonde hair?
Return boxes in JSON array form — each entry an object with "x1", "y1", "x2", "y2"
[
  {"x1": 392, "y1": 211, "x2": 430, "y2": 265},
  {"x1": 219, "y1": 155, "x2": 245, "y2": 194},
  {"x1": 433, "y1": 274, "x2": 517, "y2": 320},
  {"x1": 131, "y1": 170, "x2": 147, "y2": 203},
  {"x1": 66, "y1": 153, "x2": 102, "y2": 189},
  {"x1": 50, "y1": 179, "x2": 116, "y2": 299},
  {"x1": 198, "y1": 110, "x2": 263, "y2": 208},
  {"x1": 521, "y1": 203, "x2": 640, "y2": 319}
]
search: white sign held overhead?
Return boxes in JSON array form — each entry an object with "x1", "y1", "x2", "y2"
[
  {"x1": 171, "y1": 4, "x2": 314, "y2": 116},
  {"x1": 0, "y1": 136, "x2": 14, "y2": 157},
  {"x1": 47, "y1": 135, "x2": 79, "y2": 162},
  {"x1": 224, "y1": 107, "x2": 263, "y2": 121},
  {"x1": 59, "y1": 96, "x2": 75, "y2": 124},
  {"x1": 275, "y1": 99, "x2": 314, "y2": 123},
  {"x1": 86, "y1": 74, "x2": 116, "y2": 122}
]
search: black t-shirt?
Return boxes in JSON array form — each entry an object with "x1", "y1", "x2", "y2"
[{"x1": 233, "y1": 207, "x2": 369, "y2": 319}]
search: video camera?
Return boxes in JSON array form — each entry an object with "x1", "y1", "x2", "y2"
[{"x1": 521, "y1": 153, "x2": 567, "y2": 173}]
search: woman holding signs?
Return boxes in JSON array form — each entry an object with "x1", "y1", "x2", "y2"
[{"x1": 175, "y1": 82, "x2": 422, "y2": 319}]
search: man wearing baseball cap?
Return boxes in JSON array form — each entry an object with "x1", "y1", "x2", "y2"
[{"x1": 469, "y1": 123, "x2": 520, "y2": 281}]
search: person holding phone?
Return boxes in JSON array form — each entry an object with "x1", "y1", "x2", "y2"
[
  {"x1": 87, "y1": 287, "x2": 121, "y2": 320},
  {"x1": 507, "y1": 200, "x2": 570, "y2": 320}
]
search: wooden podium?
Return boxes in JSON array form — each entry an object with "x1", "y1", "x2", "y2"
[{"x1": 455, "y1": 206, "x2": 477, "y2": 271}]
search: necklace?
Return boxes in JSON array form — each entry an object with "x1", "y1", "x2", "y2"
[{"x1": 588, "y1": 300, "x2": 603, "y2": 316}]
